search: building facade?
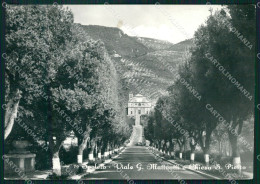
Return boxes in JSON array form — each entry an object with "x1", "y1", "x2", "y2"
[{"x1": 127, "y1": 93, "x2": 152, "y2": 125}]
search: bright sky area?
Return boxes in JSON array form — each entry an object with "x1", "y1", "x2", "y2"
[{"x1": 67, "y1": 5, "x2": 223, "y2": 44}]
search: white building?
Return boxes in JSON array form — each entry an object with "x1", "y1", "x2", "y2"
[
  {"x1": 63, "y1": 131, "x2": 78, "y2": 149},
  {"x1": 127, "y1": 93, "x2": 152, "y2": 125}
]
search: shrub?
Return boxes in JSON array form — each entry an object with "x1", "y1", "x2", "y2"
[
  {"x1": 30, "y1": 143, "x2": 52, "y2": 170},
  {"x1": 47, "y1": 173, "x2": 69, "y2": 180},
  {"x1": 59, "y1": 145, "x2": 78, "y2": 165}
]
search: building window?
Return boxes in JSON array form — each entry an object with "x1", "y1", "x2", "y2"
[
  {"x1": 131, "y1": 111, "x2": 133, "y2": 114},
  {"x1": 138, "y1": 103, "x2": 141, "y2": 106},
  {"x1": 138, "y1": 110, "x2": 141, "y2": 114}
]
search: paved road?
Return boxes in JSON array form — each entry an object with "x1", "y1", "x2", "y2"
[
  {"x1": 84, "y1": 126, "x2": 210, "y2": 179},
  {"x1": 128, "y1": 125, "x2": 143, "y2": 146},
  {"x1": 84, "y1": 146, "x2": 210, "y2": 180}
]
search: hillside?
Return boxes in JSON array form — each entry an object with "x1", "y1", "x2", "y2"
[
  {"x1": 80, "y1": 25, "x2": 149, "y2": 58},
  {"x1": 168, "y1": 39, "x2": 194, "y2": 52},
  {"x1": 134, "y1": 37, "x2": 174, "y2": 51},
  {"x1": 80, "y1": 24, "x2": 193, "y2": 104}
]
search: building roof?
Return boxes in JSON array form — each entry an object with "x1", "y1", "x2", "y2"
[{"x1": 129, "y1": 94, "x2": 150, "y2": 103}]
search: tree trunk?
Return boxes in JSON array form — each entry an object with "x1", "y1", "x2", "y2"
[
  {"x1": 52, "y1": 150, "x2": 61, "y2": 176},
  {"x1": 201, "y1": 129, "x2": 213, "y2": 166},
  {"x1": 89, "y1": 140, "x2": 96, "y2": 161},
  {"x1": 77, "y1": 136, "x2": 89, "y2": 164},
  {"x1": 190, "y1": 140, "x2": 196, "y2": 164},
  {"x1": 178, "y1": 140, "x2": 184, "y2": 159},
  {"x1": 155, "y1": 141, "x2": 158, "y2": 150},
  {"x1": 77, "y1": 127, "x2": 91, "y2": 164},
  {"x1": 184, "y1": 140, "x2": 186, "y2": 160},
  {"x1": 158, "y1": 141, "x2": 162, "y2": 152},
  {"x1": 45, "y1": 85, "x2": 65, "y2": 176},
  {"x1": 224, "y1": 140, "x2": 227, "y2": 156},
  {"x1": 219, "y1": 141, "x2": 221, "y2": 155},
  {"x1": 162, "y1": 141, "x2": 167, "y2": 154},
  {"x1": 169, "y1": 140, "x2": 175, "y2": 158},
  {"x1": 190, "y1": 152, "x2": 195, "y2": 163},
  {"x1": 108, "y1": 142, "x2": 112, "y2": 157},
  {"x1": 97, "y1": 141, "x2": 102, "y2": 159},
  {"x1": 103, "y1": 141, "x2": 109, "y2": 158},
  {"x1": 97, "y1": 147, "x2": 102, "y2": 159},
  {"x1": 229, "y1": 141, "x2": 232, "y2": 156},
  {"x1": 228, "y1": 121, "x2": 242, "y2": 175},
  {"x1": 4, "y1": 89, "x2": 22, "y2": 140},
  {"x1": 229, "y1": 131, "x2": 240, "y2": 157},
  {"x1": 49, "y1": 135, "x2": 63, "y2": 176},
  {"x1": 149, "y1": 140, "x2": 153, "y2": 147}
]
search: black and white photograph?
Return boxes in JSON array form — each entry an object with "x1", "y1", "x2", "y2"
[{"x1": 1, "y1": 2, "x2": 258, "y2": 182}]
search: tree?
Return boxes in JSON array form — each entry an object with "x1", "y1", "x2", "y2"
[
  {"x1": 184, "y1": 6, "x2": 255, "y2": 170},
  {"x1": 4, "y1": 5, "x2": 73, "y2": 141},
  {"x1": 5, "y1": 4, "x2": 132, "y2": 177},
  {"x1": 144, "y1": 113, "x2": 155, "y2": 146},
  {"x1": 197, "y1": 6, "x2": 254, "y2": 170}
]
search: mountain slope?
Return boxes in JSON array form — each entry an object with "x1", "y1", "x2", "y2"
[
  {"x1": 80, "y1": 25, "x2": 150, "y2": 58},
  {"x1": 80, "y1": 24, "x2": 193, "y2": 104},
  {"x1": 134, "y1": 37, "x2": 174, "y2": 51},
  {"x1": 168, "y1": 39, "x2": 194, "y2": 52}
]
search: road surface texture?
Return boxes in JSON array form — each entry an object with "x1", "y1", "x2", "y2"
[
  {"x1": 84, "y1": 146, "x2": 211, "y2": 179},
  {"x1": 84, "y1": 125, "x2": 210, "y2": 179},
  {"x1": 128, "y1": 125, "x2": 143, "y2": 146}
]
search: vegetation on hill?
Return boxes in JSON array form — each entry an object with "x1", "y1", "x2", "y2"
[
  {"x1": 81, "y1": 25, "x2": 193, "y2": 104},
  {"x1": 134, "y1": 37, "x2": 174, "y2": 51},
  {"x1": 167, "y1": 39, "x2": 194, "y2": 52},
  {"x1": 80, "y1": 25, "x2": 149, "y2": 58}
]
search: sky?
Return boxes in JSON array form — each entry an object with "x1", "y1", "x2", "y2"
[{"x1": 67, "y1": 5, "x2": 222, "y2": 44}]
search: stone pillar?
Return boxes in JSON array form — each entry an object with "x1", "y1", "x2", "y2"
[
  {"x1": 88, "y1": 153, "x2": 94, "y2": 161},
  {"x1": 190, "y1": 153, "x2": 195, "y2": 163},
  {"x1": 98, "y1": 152, "x2": 102, "y2": 159},
  {"x1": 4, "y1": 153, "x2": 36, "y2": 174},
  {"x1": 179, "y1": 152, "x2": 182, "y2": 159},
  {"x1": 204, "y1": 154, "x2": 209, "y2": 166},
  {"x1": 77, "y1": 155, "x2": 83, "y2": 164},
  {"x1": 31, "y1": 157, "x2": 35, "y2": 170},
  {"x1": 19, "y1": 158, "x2": 25, "y2": 171}
]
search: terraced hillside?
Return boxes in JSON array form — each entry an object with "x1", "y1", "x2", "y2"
[
  {"x1": 81, "y1": 24, "x2": 193, "y2": 105},
  {"x1": 134, "y1": 37, "x2": 174, "y2": 51}
]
